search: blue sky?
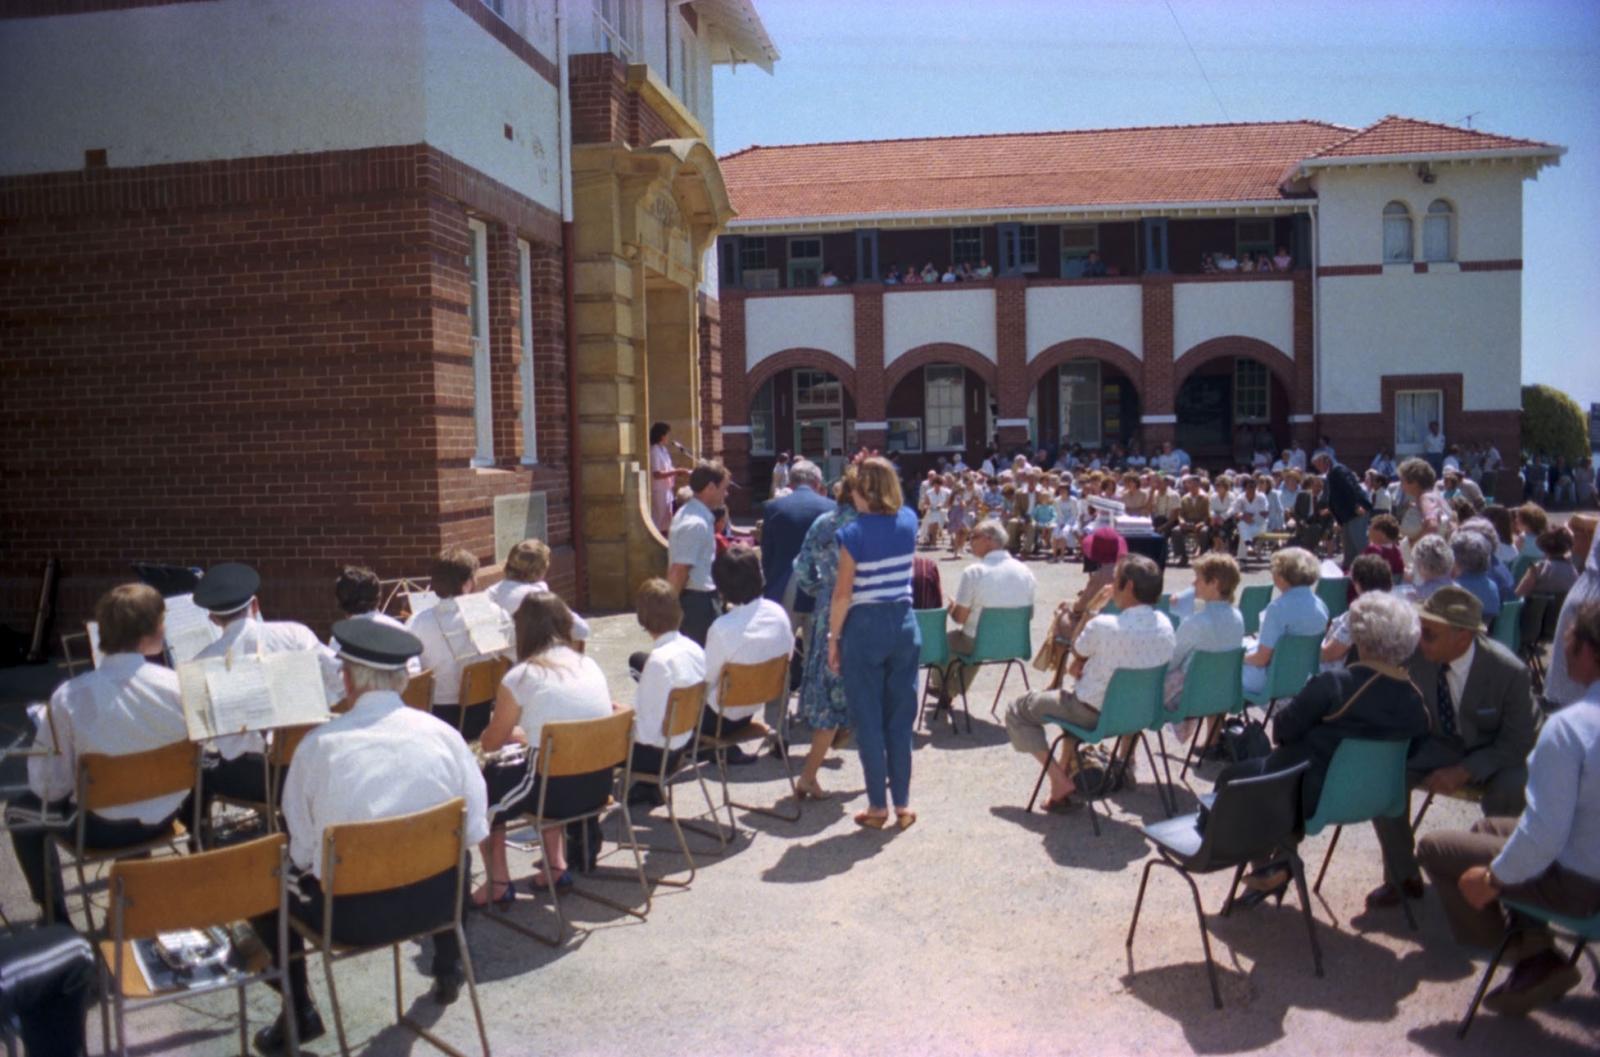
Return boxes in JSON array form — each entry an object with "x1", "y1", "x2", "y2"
[{"x1": 714, "y1": 0, "x2": 1600, "y2": 410}]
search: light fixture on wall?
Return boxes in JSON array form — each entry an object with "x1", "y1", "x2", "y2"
[{"x1": 1416, "y1": 163, "x2": 1437, "y2": 184}]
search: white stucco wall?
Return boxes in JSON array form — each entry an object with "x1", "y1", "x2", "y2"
[
  {"x1": 883, "y1": 288, "x2": 997, "y2": 365},
  {"x1": 1314, "y1": 164, "x2": 1525, "y2": 267},
  {"x1": 745, "y1": 294, "x2": 855, "y2": 372},
  {"x1": 1173, "y1": 280, "x2": 1295, "y2": 359},
  {"x1": 1024, "y1": 285, "x2": 1144, "y2": 362},
  {"x1": 1318, "y1": 270, "x2": 1520, "y2": 413}
]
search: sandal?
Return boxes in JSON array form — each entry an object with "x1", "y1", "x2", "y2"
[
  {"x1": 895, "y1": 810, "x2": 918, "y2": 831},
  {"x1": 853, "y1": 810, "x2": 889, "y2": 830},
  {"x1": 469, "y1": 880, "x2": 516, "y2": 910},
  {"x1": 795, "y1": 777, "x2": 830, "y2": 801},
  {"x1": 529, "y1": 868, "x2": 574, "y2": 891}
]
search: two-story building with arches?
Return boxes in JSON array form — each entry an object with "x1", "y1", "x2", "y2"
[{"x1": 713, "y1": 116, "x2": 1562, "y2": 502}]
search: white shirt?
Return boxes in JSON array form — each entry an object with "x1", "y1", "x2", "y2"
[
  {"x1": 1424, "y1": 432, "x2": 1446, "y2": 454},
  {"x1": 196, "y1": 616, "x2": 343, "y2": 760},
  {"x1": 328, "y1": 610, "x2": 422, "y2": 676},
  {"x1": 407, "y1": 594, "x2": 514, "y2": 706},
  {"x1": 502, "y1": 647, "x2": 613, "y2": 758},
  {"x1": 484, "y1": 579, "x2": 591, "y2": 641},
  {"x1": 1072, "y1": 605, "x2": 1176, "y2": 710},
  {"x1": 27, "y1": 654, "x2": 190, "y2": 824},
  {"x1": 953, "y1": 550, "x2": 1037, "y2": 637},
  {"x1": 1209, "y1": 492, "x2": 1234, "y2": 519},
  {"x1": 1232, "y1": 492, "x2": 1270, "y2": 534},
  {"x1": 632, "y1": 631, "x2": 707, "y2": 750},
  {"x1": 1289, "y1": 447, "x2": 1308, "y2": 471},
  {"x1": 667, "y1": 498, "x2": 717, "y2": 592},
  {"x1": 650, "y1": 443, "x2": 675, "y2": 498},
  {"x1": 280, "y1": 690, "x2": 489, "y2": 878},
  {"x1": 1443, "y1": 638, "x2": 1477, "y2": 711},
  {"x1": 704, "y1": 598, "x2": 793, "y2": 719}
]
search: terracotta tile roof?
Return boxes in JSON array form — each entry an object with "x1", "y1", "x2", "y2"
[
  {"x1": 1306, "y1": 115, "x2": 1558, "y2": 160},
  {"x1": 720, "y1": 116, "x2": 1560, "y2": 224}
]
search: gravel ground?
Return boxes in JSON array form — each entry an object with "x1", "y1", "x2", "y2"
[{"x1": 2, "y1": 546, "x2": 1595, "y2": 1056}]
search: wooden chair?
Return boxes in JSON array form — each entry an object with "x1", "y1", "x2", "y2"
[
  {"x1": 46, "y1": 740, "x2": 202, "y2": 935},
  {"x1": 630, "y1": 682, "x2": 723, "y2": 878},
  {"x1": 59, "y1": 630, "x2": 95, "y2": 676},
  {"x1": 204, "y1": 723, "x2": 321, "y2": 841},
  {"x1": 300, "y1": 798, "x2": 489, "y2": 1057},
  {"x1": 401, "y1": 669, "x2": 436, "y2": 712},
  {"x1": 102, "y1": 834, "x2": 296, "y2": 1057},
  {"x1": 451, "y1": 657, "x2": 511, "y2": 737},
  {"x1": 494, "y1": 710, "x2": 649, "y2": 947},
  {"x1": 697, "y1": 655, "x2": 801, "y2": 833}
]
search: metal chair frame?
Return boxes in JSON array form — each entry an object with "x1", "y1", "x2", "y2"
[
  {"x1": 1457, "y1": 899, "x2": 1598, "y2": 1038},
  {"x1": 629, "y1": 683, "x2": 725, "y2": 880},
  {"x1": 912, "y1": 607, "x2": 972, "y2": 734},
  {"x1": 948, "y1": 605, "x2": 1034, "y2": 719},
  {"x1": 693, "y1": 656, "x2": 802, "y2": 838}
]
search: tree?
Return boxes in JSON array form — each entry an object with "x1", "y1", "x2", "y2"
[{"x1": 1521, "y1": 384, "x2": 1590, "y2": 463}]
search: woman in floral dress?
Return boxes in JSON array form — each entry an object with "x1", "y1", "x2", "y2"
[{"x1": 790, "y1": 468, "x2": 859, "y2": 799}]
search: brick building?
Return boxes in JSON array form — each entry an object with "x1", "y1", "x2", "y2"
[
  {"x1": 0, "y1": 0, "x2": 776, "y2": 635},
  {"x1": 714, "y1": 118, "x2": 1563, "y2": 506}
]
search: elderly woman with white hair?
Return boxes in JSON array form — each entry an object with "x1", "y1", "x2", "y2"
[
  {"x1": 1450, "y1": 528, "x2": 1503, "y2": 624},
  {"x1": 1404, "y1": 533, "x2": 1458, "y2": 604},
  {"x1": 1242, "y1": 547, "x2": 1329, "y2": 696},
  {"x1": 1229, "y1": 591, "x2": 1432, "y2": 908}
]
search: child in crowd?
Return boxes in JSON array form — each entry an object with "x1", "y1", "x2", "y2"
[
  {"x1": 1361, "y1": 513, "x2": 1406, "y2": 579},
  {"x1": 1514, "y1": 503, "x2": 1550, "y2": 560}
]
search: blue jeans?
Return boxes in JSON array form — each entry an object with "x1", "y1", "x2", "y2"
[{"x1": 841, "y1": 600, "x2": 921, "y2": 810}]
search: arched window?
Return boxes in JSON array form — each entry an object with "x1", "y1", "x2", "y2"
[
  {"x1": 1383, "y1": 201, "x2": 1413, "y2": 263},
  {"x1": 1423, "y1": 199, "x2": 1455, "y2": 262}
]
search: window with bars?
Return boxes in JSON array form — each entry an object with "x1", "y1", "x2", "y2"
[
  {"x1": 924, "y1": 366, "x2": 967, "y2": 451},
  {"x1": 1234, "y1": 359, "x2": 1269, "y2": 423}
]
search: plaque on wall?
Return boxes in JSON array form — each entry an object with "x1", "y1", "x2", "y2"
[{"x1": 494, "y1": 493, "x2": 548, "y2": 566}]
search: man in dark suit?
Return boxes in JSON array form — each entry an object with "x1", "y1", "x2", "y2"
[
  {"x1": 759, "y1": 458, "x2": 834, "y2": 613},
  {"x1": 1311, "y1": 450, "x2": 1372, "y2": 565},
  {"x1": 1369, "y1": 586, "x2": 1538, "y2": 908}
]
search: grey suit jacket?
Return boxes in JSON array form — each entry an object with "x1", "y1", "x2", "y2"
[{"x1": 1405, "y1": 635, "x2": 1537, "y2": 783}]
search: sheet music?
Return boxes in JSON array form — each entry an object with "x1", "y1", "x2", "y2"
[
  {"x1": 407, "y1": 590, "x2": 440, "y2": 616},
  {"x1": 85, "y1": 622, "x2": 105, "y2": 668},
  {"x1": 456, "y1": 593, "x2": 512, "y2": 656},
  {"x1": 205, "y1": 663, "x2": 274, "y2": 736},
  {"x1": 164, "y1": 594, "x2": 220, "y2": 664},
  {"x1": 262, "y1": 650, "x2": 332, "y2": 726}
]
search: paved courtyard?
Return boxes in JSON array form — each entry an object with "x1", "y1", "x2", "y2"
[{"x1": 2, "y1": 550, "x2": 1596, "y2": 1056}]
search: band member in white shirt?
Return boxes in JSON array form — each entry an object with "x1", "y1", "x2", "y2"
[
  {"x1": 407, "y1": 547, "x2": 514, "y2": 741},
  {"x1": 626, "y1": 579, "x2": 706, "y2": 808},
  {"x1": 702, "y1": 546, "x2": 793, "y2": 764},
  {"x1": 246, "y1": 618, "x2": 489, "y2": 1053},
  {"x1": 7, "y1": 585, "x2": 191, "y2": 925},
  {"x1": 330, "y1": 566, "x2": 420, "y2": 674},
  {"x1": 484, "y1": 538, "x2": 591, "y2": 646}
]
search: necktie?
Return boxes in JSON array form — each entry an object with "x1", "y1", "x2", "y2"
[{"x1": 1436, "y1": 665, "x2": 1458, "y2": 739}]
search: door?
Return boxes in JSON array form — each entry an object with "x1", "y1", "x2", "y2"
[{"x1": 998, "y1": 223, "x2": 1022, "y2": 276}]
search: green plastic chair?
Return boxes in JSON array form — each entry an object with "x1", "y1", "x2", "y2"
[
  {"x1": 1029, "y1": 664, "x2": 1168, "y2": 836},
  {"x1": 1489, "y1": 598, "x2": 1523, "y2": 653},
  {"x1": 1238, "y1": 585, "x2": 1273, "y2": 636},
  {"x1": 951, "y1": 606, "x2": 1034, "y2": 720},
  {"x1": 1315, "y1": 577, "x2": 1349, "y2": 621},
  {"x1": 913, "y1": 607, "x2": 970, "y2": 733},
  {"x1": 1242, "y1": 632, "x2": 1323, "y2": 718},
  {"x1": 1167, "y1": 648, "x2": 1247, "y2": 781},
  {"x1": 1154, "y1": 595, "x2": 1181, "y2": 629},
  {"x1": 1459, "y1": 901, "x2": 1600, "y2": 1037},
  {"x1": 1304, "y1": 737, "x2": 1417, "y2": 930}
]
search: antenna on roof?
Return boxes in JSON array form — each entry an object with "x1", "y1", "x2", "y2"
[
  {"x1": 1164, "y1": 0, "x2": 1230, "y2": 122},
  {"x1": 1459, "y1": 111, "x2": 1481, "y2": 129}
]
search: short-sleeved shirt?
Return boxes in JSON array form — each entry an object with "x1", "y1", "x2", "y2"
[
  {"x1": 953, "y1": 550, "x2": 1037, "y2": 637},
  {"x1": 1171, "y1": 601, "x2": 1245, "y2": 675},
  {"x1": 502, "y1": 647, "x2": 613, "y2": 758},
  {"x1": 1258, "y1": 585, "x2": 1330, "y2": 650},
  {"x1": 407, "y1": 594, "x2": 515, "y2": 705},
  {"x1": 837, "y1": 507, "x2": 918, "y2": 607},
  {"x1": 704, "y1": 599, "x2": 793, "y2": 718},
  {"x1": 632, "y1": 631, "x2": 706, "y2": 750},
  {"x1": 668, "y1": 497, "x2": 717, "y2": 592},
  {"x1": 1071, "y1": 605, "x2": 1176, "y2": 709}
]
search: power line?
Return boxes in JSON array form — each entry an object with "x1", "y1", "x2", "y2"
[{"x1": 1164, "y1": 0, "x2": 1230, "y2": 122}]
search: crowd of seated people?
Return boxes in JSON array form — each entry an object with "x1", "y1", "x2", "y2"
[
  {"x1": 883, "y1": 258, "x2": 995, "y2": 285},
  {"x1": 1201, "y1": 244, "x2": 1295, "y2": 274}
]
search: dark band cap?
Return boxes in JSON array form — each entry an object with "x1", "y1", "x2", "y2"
[
  {"x1": 331, "y1": 618, "x2": 423, "y2": 671},
  {"x1": 192, "y1": 562, "x2": 260, "y2": 615}
]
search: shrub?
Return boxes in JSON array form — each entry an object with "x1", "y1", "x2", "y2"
[{"x1": 1521, "y1": 384, "x2": 1590, "y2": 463}]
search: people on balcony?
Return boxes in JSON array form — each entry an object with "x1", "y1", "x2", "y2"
[
  {"x1": 1274, "y1": 244, "x2": 1294, "y2": 271},
  {"x1": 973, "y1": 258, "x2": 994, "y2": 279},
  {"x1": 819, "y1": 266, "x2": 840, "y2": 287},
  {"x1": 884, "y1": 264, "x2": 901, "y2": 285},
  {"x1": 920, "y1": 261, "x2": 939, "y2": 283},
  {"x1": 1082, "y1": 250, "x2": 1107, "y2": 278}
]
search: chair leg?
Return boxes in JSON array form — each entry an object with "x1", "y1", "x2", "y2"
[
  {"x1": 1221, "y1": 863, "x2": 1246, "y2": 918},
  {"x1": 643, "y1": 781, "x2": 698, "y2": 888},
  {"x1": 1077, "y1": 743, "x2": 1104, "y2": 838},
  {"x1": 729, "y1": 730, "x2": 803, "y2": 823},
  {"x1": 1026, "y1": 733, "x2": 1066, "y2": 813},
  {"x1": 1458, "y1": 926, "x2": 1520, "y2": 1038},
  {"x1": 237, "y1": 985, "x2": 247, "y2": 1057},
  {"x1": 989, "y1": 662, "x2": 1012, "y2": 722},
  {"x1": 677, "y1": 757, "x2": 736, "y2": 855},
  {"x1": 1155, "y1": 728, "x2": 1179, "y2": 811},
  {"x1": 1289, "y1": 854, "x2": 1324, "y2": 977},
  {"x1": 322, "y1": 946, "x2": 353, "y2": 1057},
  {"x1": 621, "y1": 802, "x2": 653, "y2": 916},
  {"x1": 1412, "y1": 791, "x2": 1435, "y2": 831},
  {"x1": 1175, "y1": 862, "x2": 1224, "y2": 1009},
  {"x1": 1143, "y1": 733, "x2": 1173, "y2": 818},
  {"x1": 1125, "y1": 857, "x2": 1160, "y2": 950},
  {"x1": 455, "y1": 923, "x2": 492, "y2": 1057},
  {"x1": 1313, "y1": 825, "x2": 1342, "y2": 895}
]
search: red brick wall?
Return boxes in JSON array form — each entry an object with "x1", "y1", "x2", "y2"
[
  {"x1": 0, "y1": 143, "x2": 570, "y2": 640},
  {"x1": 568, "y1": 52, "x2": 677, "y2": 150}
]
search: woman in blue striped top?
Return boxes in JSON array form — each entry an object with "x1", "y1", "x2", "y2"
[{"x1": 828, "y1": 457, "x2": 923, "y2": 830}]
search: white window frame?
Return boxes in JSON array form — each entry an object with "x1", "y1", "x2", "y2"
[
  {"x1": 739, "y1": 237, "x2": 768, "y2": 271},
  {"x1": 1017, "y1": 223, "x2": 1039, "y2": 273},
  {"x1": 1383, "y1": 201, "x2": 1413, "y2": 264},
  {"x1": 1423, "y1": 198, "x2": 1456, "y2": 263},
  {"x1": 787, "y1": 236, "x2": 822, "y2": 288},
  {"x1": 1394, "y1": 389, "x2": 1443, "y2": 457},
  {"x1": 950, "y1": 227, "x2": 983, "y2": 266},
  {"x1": 749, "y1": 378, "x2": 776, "y2": 456},
  {"x1": 593, "y1": 0, "x2": 639, "y2": 60},
  {"x1": 1060, "y1": 224, "x2": 1098, "y2": 260},
  {"x1": 1058, "y1": 359, "x2": 1102, "y2": 448},
  {"x1": 468, "y1": 219, "x2": 494, "y2": 468},
  {"x1": 924, "y1": 365, "x2": 967, "y2": 452},
  {"x1": 1234, "y1": 359, "x2": 1270, "y2": 424},
  {"x1": 517, "y1": 238, "x2": 537, "y2": 465},
  {"x1": 886, "y1": 417, "x2": 923, "y2": 454}
]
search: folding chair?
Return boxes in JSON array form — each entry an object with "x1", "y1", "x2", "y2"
[
  {"x1": 1127, "y1": 761, "x2": 1319, "y2": 1009},
  {"x1": 1489, "y1": 599, "x2": 1523, "y2": 653},
  {"x1": 698, "y1": 655, "x2": 801, "y2": 828},
  {"x1": 1026, "y1": 664, "x2": 1169, "y2": 836},
  {"x1": 1238, "y1": 585, "x2": 1273, "y2": 636},
  {"x1": 447, "y1": 657, "x2": 510, "y2": 739},
  {"x1": 630, "y1": 682, "x2": 724, "y2": 879},
  {"x1": 301, "y1": 798, "x2": 490, "y2": 1057},
  {"x1": 949, "y1": 606, "x2": 1033, "y2": 718},
  {"x1": 102, "y1": 834, "x2": 296, "y2": 1057},
  {"x1": 1305, "y1": 737, "x2": 1418, "y2": 929},
  {"x1": 1315, "y1": 576, "x2": 1349, "y2": 621},
  {"x1": 1242, "y1": 633, "x2": 1323, "y2": 722},
  {"x1": 913, "y1": 607, "x2": 971, "y2": 733},
  {"x1": 401, "y1": 669, "x2": 436, "y2": 711},
  {"x1": 46, "y1": 740, "x2": 203, "y2": 935},
  {"x1": 494, "y1": 711, "x2": 649, "y2": 947},
  {"x1": 1458, "y1": 900, "x2": 1600, "y2": 1038},
  {"x1": 60, "y1": 631, "x2": 95, "y2": 676},
  {"x1": 1166, "y1": 648, "x2": 1247, "y2": 780}
]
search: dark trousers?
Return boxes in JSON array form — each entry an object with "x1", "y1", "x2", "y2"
[
  {"x1": 432, "y1": 701, "x2": 492, "y2": 743},
  {"x1": 250, "y1": 868, "x2": 462, "y2": 1020},
  {"x1": 680, "y1": 590, "x2": 720, "y2": 647},
  {"x1": 0, "y1": 925, "x2": 95, "y2": 1057},
  {"x1": 6, "y1": 793, "x2": 188, "y2": 923},
  {"x1": 699, "y1": 707, "x2": 754, "y2": 738},
  {"x1": 629, "y1": 742, "x2": 689, "y2": 781}
]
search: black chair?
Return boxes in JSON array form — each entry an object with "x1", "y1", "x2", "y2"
[
  {"x1": 1520, "y1": 592, "x2": 1565, "y2": 693},
  {"x1": 1125, "y1": 761, "x2": 1322, "y2": 1009}
]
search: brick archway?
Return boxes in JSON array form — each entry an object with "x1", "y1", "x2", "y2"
[
  {"x1": 1025, "y1": 338, "x2": 1144, "y2": 393},
  {"x1": 1174, "y1": 336, "x2": 1296, "y2": 399},
  {"x1": 884, "y1": 342, "x2": 998, "y2": 394},
  {"x1": 745, "y1": 347, "x2": 857, "y2": 402}
]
